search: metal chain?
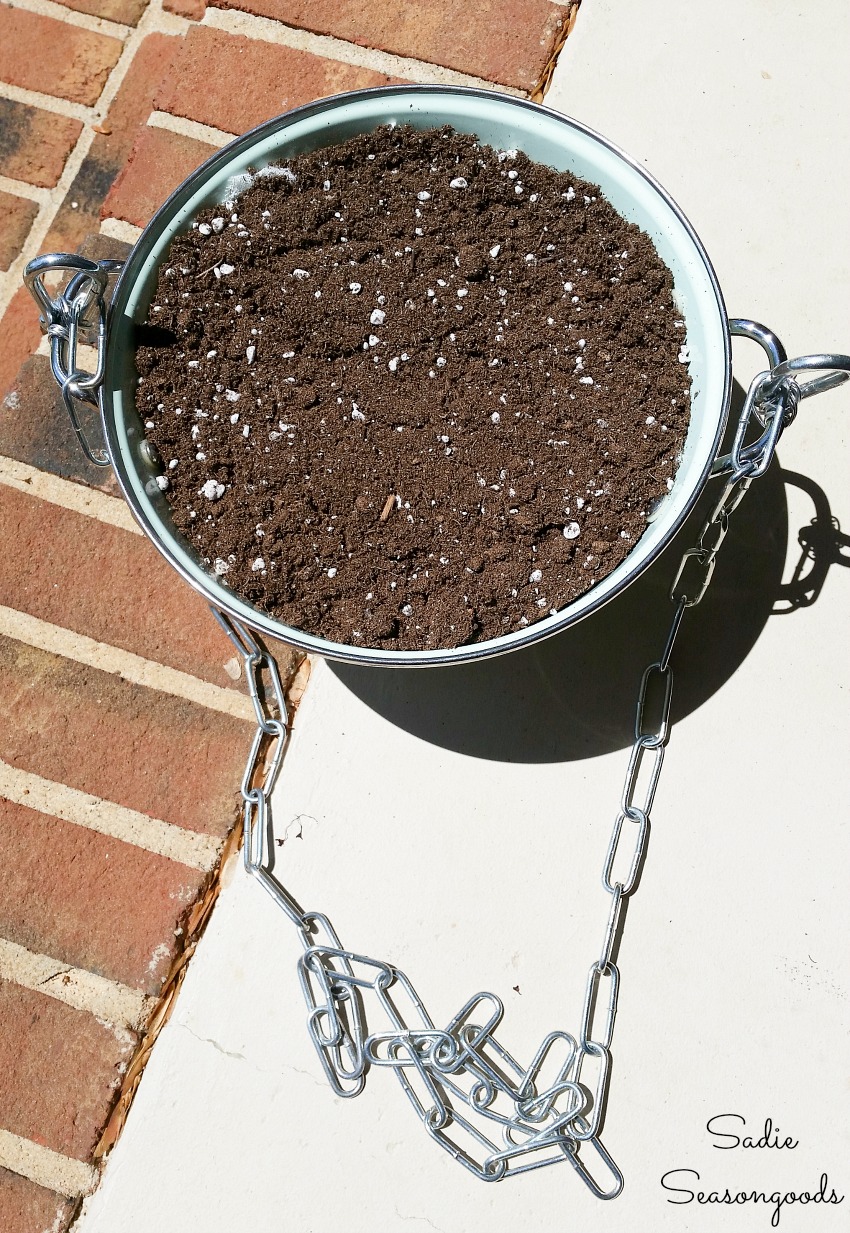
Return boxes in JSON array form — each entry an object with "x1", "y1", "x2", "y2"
[
  {"x1": 21, "y1": 251, "x2": 850, "y2": 1198},
  {"x1": 208, "y1": 362, "x2": 827, "y2": 1198},
  {"x1": 23, "y1": 254, "x2": 122, "y2": 467},
  {"x1": 210, "y1": 354, "x2": 840, "y2": 1197}
]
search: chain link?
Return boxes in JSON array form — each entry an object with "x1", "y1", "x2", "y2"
[
  {"x1": 204, "y1": 348, "x2": 849, "y2": 1199},
  {"x1": 20, "y1": 250, "x2": 850, "y2": 1198},
  {"x1": 24, "y1": 254, "x2": 124, "y2": 467}
]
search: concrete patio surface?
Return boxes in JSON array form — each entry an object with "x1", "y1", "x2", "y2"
[{"x1": 71, "y1": 2, "x2": 850, "y2": 1231}]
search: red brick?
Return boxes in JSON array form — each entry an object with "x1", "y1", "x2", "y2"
[
  {"x1": 0, "y1": 288, "x2": 42, "y2": 407},
  {"x1": 63, "y1": 0, "x2": 149, "y2": 26},
  {"x1": 157, "y1": 26, "x2": 399, "y2": 135},
  {"x1": 163, "y1": 0, "x2": 205, "y2": 17},
  {"x1": 0, "y1": 798, "x2": 204, "y2": 994},
  {"x1": 0, "y1": 981, "x2": 135, "y2": 1160},
  {"x1": 0, "y1": 1168, "x2": 75, "y2": 1233},
  {"x1": 214, "y1": 0, "x2": 566, "y2": 90},
  {"x1": 0, "y1": 635, "x2": 252, "y2": 838},
  {"x1": 102, "y1": 125, "x2": 217, "y2": 229},
  {"x1": 37, "y1": 35, "x2": 181, "y2": 267},
  {"x1": 0, "y1": 99, "x2": 83, "y2": 189},
  {"x1": 0, "y1": 193, "x2": 37, "y2": 273},
  {"x1": 0, "y1": 355, "x2": 124, "y2": 491},
  {"x1": 0, "y1": 10, "x2": 124, "y2": 107},
  {"x1": 0, "y1": 484, "x2": 267, "y2": 689},
  {"x1": 1, "y1": 37, "x2": 178, "y2": 398}
]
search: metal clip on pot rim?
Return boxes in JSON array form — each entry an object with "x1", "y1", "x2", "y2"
[{"x1": 23, "y1": 253, "x2": 124, "y2": 468}]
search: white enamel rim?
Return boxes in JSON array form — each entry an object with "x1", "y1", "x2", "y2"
[{"x1": 103, "y1": 85, "x2": 731, "y2": 667}]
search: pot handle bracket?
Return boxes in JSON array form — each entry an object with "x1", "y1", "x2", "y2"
[
  {"x1": 713, "y1": 318, "x2": 850, "y2": 479},
  {"x1": 23, "y1": 253, "x2": 125, "y2": 468}
]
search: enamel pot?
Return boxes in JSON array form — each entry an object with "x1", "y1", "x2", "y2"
[{"x1": 24, "y1": 85, "x2": 809, "y2": 666}]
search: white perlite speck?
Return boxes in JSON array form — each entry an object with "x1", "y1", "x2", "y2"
[
  {"x1": 349, "y1": 282, "x2": 362, "y2": 294},
  {"x1": 292, "y1": 269, "x2": 310, "y2": 280},
  {"x1": 326, "y1": 567, "x2": 337, "y2": 578},
  {"x1": 200, "y1": 480, "x2": 225, "y2": 501},
  {"x1": 401, "y1": 603, "x2": 414, "y2": 616},
  {"x1": 251, "y1": 558, "x2": 265, "y2": 572},
  {"x1": 155, "y1": 475, "x2": 169, "y2": 491},
  {"x1": 213, "y1": 558, "x2": 229, "y2": 575},
  {"x1": 489, "y1": 244, "x2": 501, "y2": 258},
  {"x1": 449, "y1": 177, "x2": 468, "y2": 189},
  {"x1": 370, "y1": 308, "x2": 386, "y2": 326},
  {"x1": 564, "y1": 522, "x2": 581, "y2": 539},
  {"x1": 417, "y1": 191, "x2": 431, "y2": 202},
  {"x1": 529, "y1": 568, "x2": 543, "y2": 583},
  {"x1": 352, "y1": 404, "x2": 366, "y2": 421},
  {"x1": 246, "y1": 345, "x2": 256, "y2": 363},
  {"x1": 678, "y1": 345, "x2": 690, "y2": 363},
  {"x1": 225, "y1": 389, "x2": 240, "y2": 402},
  {"x1": 388, "y1": 357, "x2": 399, "y2": 372},
  {"x1": 218, "y1": 263, "x2": 234, "y2": 275}
]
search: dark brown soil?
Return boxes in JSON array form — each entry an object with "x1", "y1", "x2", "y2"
[{"x1": 135, "y1": 125, "x2": 690, "y2": 650}]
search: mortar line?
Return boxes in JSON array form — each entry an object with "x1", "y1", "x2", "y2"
[
  {"x1": 99, "y1": 216, "x2": 143, "y2": 245},
  {"x1": 0, "y1": 79, "x2": 97, "y2": 124},
  {"x1": 0, "y1": 759, "x2": 222, "y2": 871},
  {"x1": 0, "y1": 936, "x2": 152, "y2": 1029},
  {"x1": 0, "y1": 174, "x2": 52, "y2": 206},
  {"x1": 202, "y1": 7, "x2": 525, "y2": 96},
  {"x1": 6, "y1": 0, "x2": 130, "y2": 38},
  {"x1": 0, "y1": 606, "x2": 255, "y2": 721},
  {"x1": 0, "y1": 456, "x2": 142, "y2": 534},
  {"x1": 147, "y1": 109, "x2": 234, "y2": 148},
  {"x1": 0, "y1": 1128, "x2": 97, "y2": 1198}
]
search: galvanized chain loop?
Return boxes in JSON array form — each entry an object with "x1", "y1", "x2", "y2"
[
  {"x1": 23, "y1": 253, "x2": 124, "y2": 467},
  {"x1": 210, "y1": 609, "x2": 306, "y2": 927},
  {"x1": 207, "y1": 336, "x2": 850, "y2": 1200},
  {"x1": 20, "y1": 249, "x2": 850, "y2": 1202}
]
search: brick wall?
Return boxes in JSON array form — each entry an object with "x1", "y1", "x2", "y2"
[{"x1": 0, "y1": 1, "x2": 576, "y2": 1228}]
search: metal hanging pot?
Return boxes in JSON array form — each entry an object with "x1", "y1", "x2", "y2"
[
  {"x1": 22, "y1": 85, "x2": 850, "y2": 1196},
  {"x1": 26, "y1": 84, "x2": 847, "y2": 668}
]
